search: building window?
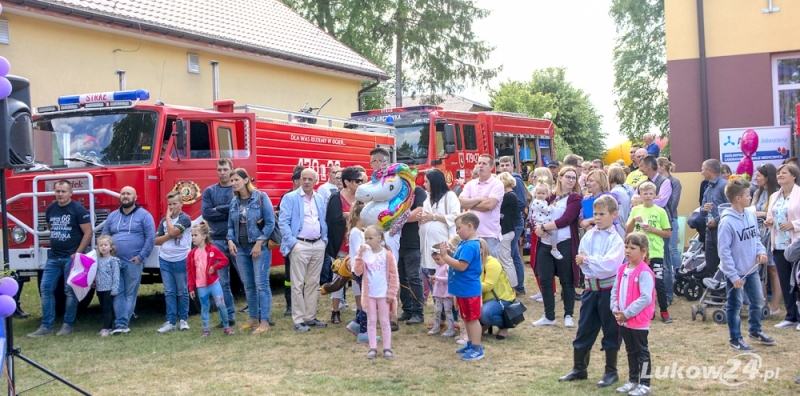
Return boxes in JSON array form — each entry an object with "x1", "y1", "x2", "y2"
[
  {"x1": 773, "y1": 54, "x2": 800, "y2": 134},
  {"x1": 187, "y1": 54, "x2": 200, "y2": 74}
]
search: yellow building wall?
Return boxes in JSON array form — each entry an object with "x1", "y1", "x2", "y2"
[
  {"x1": 666, "y1": 0, "x2": 800, "y2": 61},
  {"x1": 0, "y1": 13, "x2": 364, "y2": 117}
]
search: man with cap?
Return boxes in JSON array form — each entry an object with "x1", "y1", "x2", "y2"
[{"x1": 548, "y1": 161, "x2": 561, "y2": 184}]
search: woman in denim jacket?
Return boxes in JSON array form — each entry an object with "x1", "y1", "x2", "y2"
[{"x1": 227, "y1": 168, "x2": 276, "y2": 334}]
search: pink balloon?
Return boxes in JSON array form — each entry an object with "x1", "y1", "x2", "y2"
[
  {"x1": 737, "y1": 157, "x2": 754, "y2": 179},
  {"x1": 0, "y1": 277, "x2": 18, "y2": 297},
  {"x1": 0, "y1": 76, "x2": 10, "y2": 99},
  {"x1": 655, "y1": 136, "x2": 669, "y2": 149},
  {"x1": 0, "y1": 295, "x2": 16, "y2": 318},
  {"x1": 740, "y1": 129, "x2": 759, "y2": 156},
  {"x1": 0, "y1": 56, "x2": 9, "y2": 77}
]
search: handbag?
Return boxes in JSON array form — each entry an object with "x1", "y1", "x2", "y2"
[
  {"x1": 492, "y1": 290, "x2": 527, "y2": 329},
  {"x1": 253, "y1": 191, "x2": 281, "y2": 249}
]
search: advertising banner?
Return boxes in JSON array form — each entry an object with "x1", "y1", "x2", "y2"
[{"x1": 719, "y1": 126, "x2": 792, "y2": 172}]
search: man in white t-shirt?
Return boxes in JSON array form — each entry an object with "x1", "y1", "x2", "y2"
[
  {"x1": 316, "y1": 164, "x2": 341, "y2": 205},
  {"x1": 459, "y1": 154, "x2": 504, "y2": 257}
]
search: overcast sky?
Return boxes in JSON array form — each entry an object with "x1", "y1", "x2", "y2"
[{"x1": 460, "y1": 0, "x2": 626, "y2": 147}]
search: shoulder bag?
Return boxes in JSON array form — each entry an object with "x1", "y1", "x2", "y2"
[
  {"x1": 491, "y1": 290, "x2": 527, "y2": 329},
  {"x1": 254, "y1": 191, "x2": 281, "y2": 249}
]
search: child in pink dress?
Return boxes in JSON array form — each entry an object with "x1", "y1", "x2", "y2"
[
  {"x1": 428, "y1": 249, "x2": 456, "y2": 337},
  {"x1": 354, "y1": 225, "x2": 400, "y2": 360}
]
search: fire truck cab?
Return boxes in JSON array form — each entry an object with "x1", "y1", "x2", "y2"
[{"x1": 349, "y1": 106, "x2": 555, "y2": 186}]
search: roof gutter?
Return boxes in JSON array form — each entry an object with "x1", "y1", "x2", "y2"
[
  {"x1": 13, "y1": 0, "x2": 391, "y2": 82},
  {"x1": 357, "y1": 78, "x2": 381, "y2": 111}
]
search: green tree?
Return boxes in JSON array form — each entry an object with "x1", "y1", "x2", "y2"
[
  {"x1": 489, "y1": 68, "x2": 606, "y2": 161},
  {"x1": 283, "y1": 0, "x2": 500, "y2": 109},
  {"x1": 610, "y1": 0, "x2": 668, "y2": 142}
]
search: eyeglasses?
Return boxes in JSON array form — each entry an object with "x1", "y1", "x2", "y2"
[
  {"x1": 354, "y1": 179, "x2": 364, "y2": 184},
  {"x1": 563, "y1": 175, "x2": 577, "y2": 181}
]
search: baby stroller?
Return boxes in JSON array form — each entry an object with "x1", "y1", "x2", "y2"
[
  {"x1": 691, "y1": 261, "x2": 771, "y2": 323},
  {"x1": 673, "y1": 236, "x2": 706, "y2": 301}
]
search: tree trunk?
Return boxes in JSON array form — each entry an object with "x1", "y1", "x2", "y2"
[{"x1": 395, "y1": 0, "x2": 406, "y2": 107}]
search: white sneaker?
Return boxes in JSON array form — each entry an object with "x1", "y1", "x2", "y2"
[
  {"x1": 550, "y1": 249, "x2": 564, "y2": 260},
  {"x1": 157, "y1": 322, "x2": 175, "y2": 333},
  {"x1": 796, "y1": 323, "x2": 800, "y2": 332},
  {"x1": 774, "y1": 320, "x2": 798, "y2": 329},
  {"x1": 529, "y1": 292, "x2": 543, "y2": 302},
  {"x1": 564, "y1": 315, "x2": 575, "y2": 328},
  {"x1": 532, "y1": 315, "x2": 557, "y2": 327},
  {"x1": 178, "y1": 320, "x2": 190, "y2": 331}
]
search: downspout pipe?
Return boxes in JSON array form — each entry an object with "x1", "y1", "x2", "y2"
[
  {"x1": 697, "y1": 0, "x2": 710, "y2": 160},
  {"x1": 357, "y1": 78, "x2": 381, "y2": 111},
  {"x1": 115, "y1": 69, "x2": 126, "y2": 90},
  {"x1": 210, "y1": 60, "x2": 219, "y2": 102}
]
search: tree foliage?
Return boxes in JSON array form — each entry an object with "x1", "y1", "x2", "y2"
[
  {"x1": 283, "y1": 0, "x2": 499, "y2": 109},
  {"x1": 610, "y1": 0, "x2": 668, "y2": 142},
  {"x1": 489, "y1": 68, "x2": 606, "y2": 161}
]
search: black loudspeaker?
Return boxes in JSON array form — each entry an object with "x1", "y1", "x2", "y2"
[{"x1": 0, "y1": 75, "x2": 33, "y2": 169}]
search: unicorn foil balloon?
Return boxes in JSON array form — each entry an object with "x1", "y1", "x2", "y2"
[{"x1": 355, "y1": 163, "x2": 417, "y2": 235}]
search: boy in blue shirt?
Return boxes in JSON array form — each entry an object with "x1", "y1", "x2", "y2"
[
  {"x1": 718, "y1": 178, "x2": 775, "y2": 351},
  {"x1": 438, "y1": 212, "x2": 484, "y2": 361}
]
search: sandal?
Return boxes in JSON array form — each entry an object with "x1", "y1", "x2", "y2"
[
  {"x1": 253, "y1": 326, "x2": 269, "y2": 335},
  {"x1": 331, "y1": 311, "x2": 341, "y2": 324},
  {"x1": 366, "y1": 349, "x2": 378, "y2": 359},
  {"x1": 383, "y1": 349, "x2": 394, "y2": 359}
]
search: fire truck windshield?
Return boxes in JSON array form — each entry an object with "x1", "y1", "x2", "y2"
[
  {"x1": 27, "y1": 110, "x2": 159, "y2": 170},
  {"x1": 395, "y1": 124, "x2": 430, "y2": 165}
]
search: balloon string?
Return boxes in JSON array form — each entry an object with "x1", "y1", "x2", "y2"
[{"x1": 3, "y1": 364, "x2": 13, "y2": 395}]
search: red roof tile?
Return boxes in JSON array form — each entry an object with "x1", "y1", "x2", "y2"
[{"x1": 26, "y1": 0, "x2": 388, "y2": 80}]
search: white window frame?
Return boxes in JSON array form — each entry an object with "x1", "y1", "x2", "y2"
[{"x1": 772, "y1": 52, "x2": 800, "y2": 130}]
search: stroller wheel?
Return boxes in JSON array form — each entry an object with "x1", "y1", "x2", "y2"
[
  {"x1": 699, "y1": 306, "x2": 707, "y2": 321},
  {"x1": 684, "y1": 280, "x2": 703, "y2": 301},
  {"x1": 762, "y1": 306, "x2": 771, "y2": 320},
  {"x1": 674, "y1": 279, "x2": 687, "y2": 297},
  {"x1": 712, "y1": 309, "x2": 727, "y2": 324},
  {"x1": 691, "y1": 306, "x2": 698, "y2": 321}
]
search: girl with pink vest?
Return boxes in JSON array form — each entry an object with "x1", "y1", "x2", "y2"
[{"x1": 610, "y1": 233, "x2": 656, "y2": 396}]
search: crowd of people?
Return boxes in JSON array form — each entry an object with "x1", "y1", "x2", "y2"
[{"x1": 24, "y1": 139, "x2": 800, "y2": 391}]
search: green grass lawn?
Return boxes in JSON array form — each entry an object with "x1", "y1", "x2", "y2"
[{"x1": 6, "y1": 266, "x2": 799, "y2": 395}]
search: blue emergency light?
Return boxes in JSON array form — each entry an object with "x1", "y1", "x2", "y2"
[{"x1": 58, "y1": 89, "x2": 150, "y2": 105}]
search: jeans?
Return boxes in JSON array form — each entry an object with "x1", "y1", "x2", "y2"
[
  {"x1": 212, "y1": 240, "x2": 237, "y2": 322},
  {"x1": 479, "y1": 299, "x2": 511, "y2": 329},
  {"x1": 621, "y1": 327, "x2": 651, "y2": 386},
  {"x1": 666, "y1": 218, "x2": 682, "y2": 302},
  {"x1": 704, "y1": 228, "x2": 720, "y2": 276},
  {"x1": 234, "y1": 244, "x2": 272, "y2": 322},
  {"x1": 40, "y1": 256, "x2": 79, "y2": 330},
  {"x1": 662, "y1": 235, "x2": 673, "y2": 303},
  {"x1": 511, "y1": 223, "x2": 526, "y2": 294},
  {"x1": 397, "y1": 248, "x2": 424, "y2": 316},
  {"x1": 198, "y1": 281, "x2": 229, "y2": 330},
  {"x1": 726, "y1": 272, "x2": 764, "y2": 341},
  {"x1": 484, "y1": 237, "x2": 501, "y2": 258},
  {"x1": 159, "y1": 258, "x2": 189, "y2": 324},
  {"x1": 320, "y1": 254, "x2": 333, "y2": 285},
  {"x1": 114, "y1": 260, "x2": 143, "y2": 328},
  {"x1": 773, "y1": 250, "x2": 799, "y2": 322}
]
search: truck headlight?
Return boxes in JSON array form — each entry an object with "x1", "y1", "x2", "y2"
[{"x1": 11, "y1": 226, "x2": 26, "y2": 244}]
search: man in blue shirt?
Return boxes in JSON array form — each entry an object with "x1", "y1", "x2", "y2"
[
  {"x1": 699, "y1": 159, "x2": 728, "y2": 276},
  {"x1": 644, "y1": 133, "x2": 660, "y2": 158}
]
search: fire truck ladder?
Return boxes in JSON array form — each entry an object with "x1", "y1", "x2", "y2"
[
  {"x1": 233, "y1": 104, "x2": 396, "y2": 134},
  {"x1": 2, "y1": 172, "x2": 120, "y2": 262}
]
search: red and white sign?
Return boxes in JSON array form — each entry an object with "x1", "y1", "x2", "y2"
[{"x1": 79, "y1": 92, "x2": 114, "y2": 104}]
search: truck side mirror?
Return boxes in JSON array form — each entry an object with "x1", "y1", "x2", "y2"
[
  {"x1": 444, "y1": 123, "x2": 456, "y2": 154},
  {"x1": 174, "y1": 119, "x2": 186, "y2": 151}
]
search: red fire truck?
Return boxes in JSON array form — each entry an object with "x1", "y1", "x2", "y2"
[
  {"x1": 349, "y1": 105, "x2": 556, "y2": 186},
  {"x1": 2, "y1": 89, "x2": 394, "y2": 306}
]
